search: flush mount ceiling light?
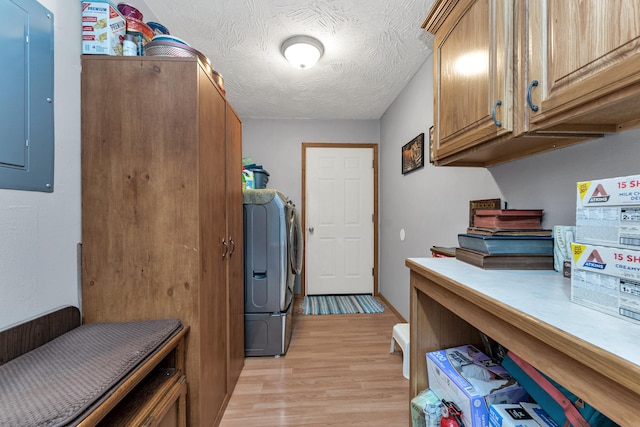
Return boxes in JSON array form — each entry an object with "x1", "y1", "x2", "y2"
[{"x1": 281, "y1": 35, "x2": 324, "y2": 70}]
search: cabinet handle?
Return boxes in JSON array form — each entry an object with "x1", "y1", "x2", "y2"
[
  {"x1": 229, "y1": 237, "x2": 235, "y2": 257},
  {"x1": 492, "y1": 100, "x2": 503, "y2": 128},
  {"x1": 527, "y1": 80, "x2": 539, "y2": 112},
  {"x1": 222, "y1": 238, "x2": 229, "y2": 259}
]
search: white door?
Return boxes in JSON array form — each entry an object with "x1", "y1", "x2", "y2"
[{"x1": 305, "y1": 146, "x2": 374, "y2": 295}]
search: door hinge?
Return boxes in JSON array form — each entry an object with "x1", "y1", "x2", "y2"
[
  {"x1": 372, "y1": 267, "x2": 374, "y2": 276},
  {"x1": 372, "y1": 159, "x2": 374, "y2": 168}
]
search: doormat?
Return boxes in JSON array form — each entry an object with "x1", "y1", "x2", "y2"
[{"x1": 302, "y1": 295, "x2": 384, "y2": 315}]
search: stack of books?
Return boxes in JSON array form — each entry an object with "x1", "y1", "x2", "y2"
[{"x1": 456, "y1": 209, "x2": 554, "y2": 270}]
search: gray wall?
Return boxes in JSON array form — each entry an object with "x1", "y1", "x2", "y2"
[
  {"x1": 379, "y1": 56, "x2": 501, "y2": 318},
  {"x1": 242, "y1": 118, "x2": 380, "y2": 209}
]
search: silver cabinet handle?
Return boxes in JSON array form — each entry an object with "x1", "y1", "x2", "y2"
[
  {"x1": 229, "y1": 237, "x2": 235, "y2": 257},
  {"x1": 308, "y1": 227, "x2": 314, "y2": 234},
  {"x1": 222, "y1": 238, "x2": 229, "y2": 259}
]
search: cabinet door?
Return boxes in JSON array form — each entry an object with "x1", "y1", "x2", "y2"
[
  {"x1": 528, "y1": 0, "x2": 640, "y2": 131},
  {"x1": 225, "y1": 103, "x2": 244, "y2": 391},
  {"x1": 197, "y1": 70, "x2": 228, "y2": 426},
  {"x1": 432, "y1": 0, "x2": 514, "y2": 161}
]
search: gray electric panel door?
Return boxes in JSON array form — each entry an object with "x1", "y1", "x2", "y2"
[{"x1": 0, "y1": 0, "x2": 54, "y2": 192}]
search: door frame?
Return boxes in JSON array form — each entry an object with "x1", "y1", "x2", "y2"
[{"x1": 301, "y1": 142, "x2": 379, "y2": 296}]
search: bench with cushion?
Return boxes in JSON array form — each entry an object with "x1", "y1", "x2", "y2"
[{"x1": 0, "y1": 306, "x2": 188, "y2": 427}]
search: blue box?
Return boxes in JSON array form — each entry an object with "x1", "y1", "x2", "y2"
[{"x1": 426, "y1": 345, "x2": 529, "y2": 427}]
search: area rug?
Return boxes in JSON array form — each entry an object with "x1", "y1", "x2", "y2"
[{"x1": 302, "y1": 294, "x2": 384, "y2": 315}]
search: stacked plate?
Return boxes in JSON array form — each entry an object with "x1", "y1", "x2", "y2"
[{"x1": 144, "y1": 36, "x2": 224, "y2": 94}]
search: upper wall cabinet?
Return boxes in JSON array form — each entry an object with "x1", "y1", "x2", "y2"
[
  {"x1": 527, "y1": 0, "x2": 640, "y2": 133},
  {"x1": 426, "y1": 0, "x2": 515, "y2": 162},
  {"x1": 424, "y1": 0, "x2": 640, "y2": 167}
]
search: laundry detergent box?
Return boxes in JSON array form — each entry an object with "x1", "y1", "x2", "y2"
[
  {"x1": 426, "y1": 345, "x2": 530, "y2": 427},
  {"x1": 489, "y1": 404, "x2": 540, "y2": 427},
  {"x1": 576, "y1": 175, "x2": 640, "y2": 250},
  {"x1": 82, "y1": 1, "x2": 126, "y2": 55},
  {"x1": 571, "y1": 243, "x2": 640, "y2": 325}
]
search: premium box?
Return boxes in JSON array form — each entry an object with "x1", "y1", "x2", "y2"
[
  {"x1": 82, "y1": 1, "x2": 126, "y2": 55},
  {"x1": 571, "y1": 243, "x2": 640, "y2": 325},
  {"x1": 426, "y1": 345, "x2": 529, "y2": 427},
  {"x1": 576, "y1": 175, "x2": 640, "y2": 250},
  {"x1": 489, "y1": 404, "x2": 540, "y2": 427}
]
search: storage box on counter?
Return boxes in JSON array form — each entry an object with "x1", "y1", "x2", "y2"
[
  {"x1": 576, "y1": 174, "x2": 640, "y2": 250},
  {"x1": 426, "y1": 345, "x2": 529, "y2": 427},
  {"x1": 571, "y1": 243, "x2": 640, "y2": 325},
  {"x1": 82, "y1": 1, "x2": 126, "y2": 55}
]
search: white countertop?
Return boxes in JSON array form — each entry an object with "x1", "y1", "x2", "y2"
[{"x1": 407, "y1": 257, "x2": 640, "y2": 367}]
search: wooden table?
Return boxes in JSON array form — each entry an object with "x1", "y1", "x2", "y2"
[{"x1": 407, "y1": 257, "x2": 640, "y2": 426}]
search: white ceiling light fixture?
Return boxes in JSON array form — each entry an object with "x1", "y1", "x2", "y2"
[{"x1": 281, "y1": 35, "x2": 324, "y2": 70}]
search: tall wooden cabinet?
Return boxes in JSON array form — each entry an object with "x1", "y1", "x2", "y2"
[{"x1": 81, "y1": 55, "x2": 243, "y2": 427}]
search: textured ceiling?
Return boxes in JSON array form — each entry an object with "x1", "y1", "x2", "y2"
[{"x1": 140, "y1": 0, "x2": 435, "y2": 120}]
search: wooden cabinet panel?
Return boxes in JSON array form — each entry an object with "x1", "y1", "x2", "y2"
[
  {"x1": 81, "y1": 56, "x2": 242, "y2": 427},
  {"x1": 528, "y1": 0, "x2": 640, "y2": 131},
  {"x1": 429, "y1": 0, "x2": 514, "y2": 160},
  {"x1": 225, "y1": 104, "x2": 244, "y2": 392}
]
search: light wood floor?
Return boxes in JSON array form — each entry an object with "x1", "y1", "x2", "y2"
[{"x1": 219, "y1": 298, "x2": 409, "y2": 426}]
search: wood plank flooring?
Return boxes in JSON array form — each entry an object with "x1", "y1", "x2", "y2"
[{"x1": 220, "y1": 298, "x2": 409, "y2": 426}]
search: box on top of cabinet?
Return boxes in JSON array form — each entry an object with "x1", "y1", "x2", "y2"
[
  {"x1": 82, "y1": 1, "x2": 125, "y2": 56},
  {"x1": 426, "y1": 345, "x2": 529, "y2": 427},
  {"x1": 576, "y1": 175, "x2": 640, "y2": 250},
  {"x1": 570, "y1": 243, "x2": 640, "y2": 325}
]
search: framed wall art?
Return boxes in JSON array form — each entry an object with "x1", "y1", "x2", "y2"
[
  {"x1": 428, "y1": 126, "x2": 435, "y2": 164},
  {"x1": 401, "y1": 133, "x2": 424, "y2": 174}
]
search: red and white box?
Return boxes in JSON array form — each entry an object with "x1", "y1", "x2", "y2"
[
  {"x1": 82, "y1": 1, "x2": 126, "y2": 55},
  {"x1": 576, "y1": 174, "x2": 640, "y2": 250},
  {"x1": 571, "y1": 243, "x2": 640, "y2": 325}
]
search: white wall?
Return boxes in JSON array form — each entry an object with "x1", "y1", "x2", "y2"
[
  {"x1": 0, "y1": 1, "x2": 82, "y2": 330},
  {"x1": 379, "y1": 56, "x2": 501, "y2": 319}
]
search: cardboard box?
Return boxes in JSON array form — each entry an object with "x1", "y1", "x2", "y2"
[
  {"x1": 426, "y1": 345, "x2": 529, "y2": 427},
  {"x1": 577, "y1": 175, "x2": 640, "y2": 207},
  {"x1": 519, "y1": 403, "x2": 559, "y2": 427},
  {"x1": 571, "y1": 243, "x2": 640, "y2": 325},
  {"x1": 489, "y1": 404, "x2": 540, "y2": 427},
  {"x1": 82, "y1": 1, "x2": 125, "y2": 55},
  {"x1": 576, "y1": 175, "x2": 640, "y2": 250}
]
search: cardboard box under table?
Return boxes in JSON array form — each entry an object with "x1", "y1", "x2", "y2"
[
  {"x1": 571, "y1": 242, "x2": 640, "y2": 325},
  {"x1": 426, "y1": 345, "x2": 529, "y2": 427},
  {"x1": 576, "y1": 174, "x2": 640, "y2": 250}
]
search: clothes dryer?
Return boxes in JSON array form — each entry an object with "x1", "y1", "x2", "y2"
[{"x1": 243, "y1": 189, "x2": 302, "y2": 356}]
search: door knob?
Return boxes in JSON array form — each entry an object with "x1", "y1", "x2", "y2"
[{"x1": 308, "y1": 227, "x2": 314, "y2": 234}]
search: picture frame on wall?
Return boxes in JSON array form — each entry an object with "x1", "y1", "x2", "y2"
[
  {"x1": 428, "y1": 126, "x2": 435, "y2": 164},
  {"x1": 401, "y1": 133, "x2": 425, "y2": 175}
]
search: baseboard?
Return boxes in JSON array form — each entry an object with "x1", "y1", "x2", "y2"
[{"x1": 376, "y1": 294, "x2": 406, "y2": 323}]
